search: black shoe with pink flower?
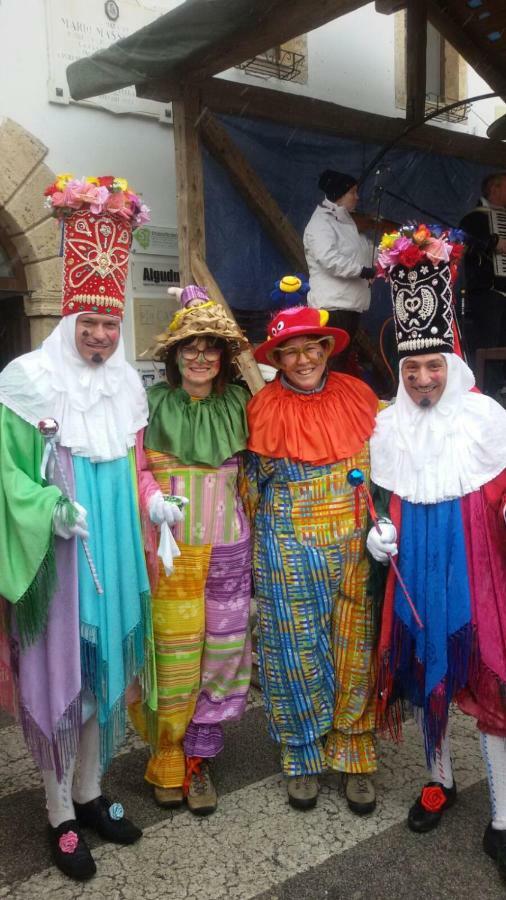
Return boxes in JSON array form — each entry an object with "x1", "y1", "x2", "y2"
[{"x1": 48, "y1": 819, "x2": 96, "y2": 881}]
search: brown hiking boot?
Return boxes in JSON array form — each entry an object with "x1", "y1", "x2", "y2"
[
  {"x1": 344, "y1": 774, "x2": 376, "y2": 815},
  {"x1": 153, "y1": 786, "x2": 184, "y2": 809},
  {"x1": 184, "y1": 757, "x2": 217, "y2": 816},
  {"x1": 287, "y1": 774, "x2": 319, "y2": 811}
]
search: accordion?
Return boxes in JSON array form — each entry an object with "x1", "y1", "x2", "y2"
[{"x1": 488, "y1": 208, "x2": 506, "y2": 277}]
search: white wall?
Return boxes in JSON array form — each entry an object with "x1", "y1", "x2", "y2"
[{"x1": 222, "y1": 5, "x2": 398, "y2": 118}]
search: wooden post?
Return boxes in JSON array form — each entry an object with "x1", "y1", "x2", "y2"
[
  {"x1": 406, "y1": 0, "x2": 427, "y2": 124},
  {"x1": 172, "y1": 86, "x2": 206, "y2": 285},
  {"x1": 191, "y1": 250, "x2": 265, "y2": 395}
]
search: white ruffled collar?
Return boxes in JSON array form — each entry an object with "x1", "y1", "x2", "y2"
[
  {"x1": 0, "y1": 313, "x2": 147, "y2": 462},
  {"x1": 371, "y1": 354, "x2": 506, "y2": 503}
]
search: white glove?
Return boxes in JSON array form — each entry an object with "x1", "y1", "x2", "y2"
[
  {"x1": 53, "y1": 499, "x2": 89, "y2": 540},
  {"x1": 366, "y1": 519, "x2": 398, "y2": 564},
  {"x1": 158, "y1": 521, "x2": 181, "y2": 576},
  {"x1": 148, "y1": 490, "x2": 188, "y2": 527}
]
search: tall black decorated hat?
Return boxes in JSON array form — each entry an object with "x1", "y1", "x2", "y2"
[{"x1": 377, "y1": 223, "x2": 465, "y2": 358}]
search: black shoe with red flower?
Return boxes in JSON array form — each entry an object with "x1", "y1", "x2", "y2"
[
  {"x1": 407, "y1": 781, "x2": 457, "y2": 833},
  {"x1": 48, "y1": 820, "x2": 96, "y2": 881}
]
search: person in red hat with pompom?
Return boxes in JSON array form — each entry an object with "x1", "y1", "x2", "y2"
[{"x1": 241, "y1": 305, "x2": 381, "y2": 813}]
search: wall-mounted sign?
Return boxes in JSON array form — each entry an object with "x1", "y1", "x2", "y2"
[
  {"x1": 45, "y1": 0, "x2": 172, "y2": 121},
  {"x1": 131, "y1": 258, "x2": 180, "y2": 293},
  {"x1": 132, "y1": 225, "x2": 178, "y2": 257}
]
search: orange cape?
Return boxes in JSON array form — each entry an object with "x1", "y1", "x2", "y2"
[{"x1": 247, "y1": 372, "x2": 378, "y2": 464}]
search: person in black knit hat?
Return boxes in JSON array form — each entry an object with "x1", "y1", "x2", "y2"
[{"x1": 303, "y1": 170, "x2": 375, "y2": 368}]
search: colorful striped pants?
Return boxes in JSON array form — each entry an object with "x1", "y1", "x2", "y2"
[
  {"x1": 132, "y1": 536, "x2": 251, "y2": 788},
  {"x1": 257, "y1": 543, "x2": 378, "y2": 777}
]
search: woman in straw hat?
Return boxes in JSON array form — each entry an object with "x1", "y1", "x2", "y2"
[
  {"x1": 241, "y1": 305, "x2": 380, "y2": 813},
  {"x1": 130, "y1": 286, "x2": 252, "y2": 815}
]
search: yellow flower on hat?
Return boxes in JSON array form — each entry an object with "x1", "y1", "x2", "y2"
[
  {"x1": 85, "y1": 177, "x2": 100, "y2": 186},
  {"x1": 319, "y1": 309, "x2": 329, "y2": 326},
  {"x1": 113, "y1": 177, "x2": 129, "y2": 192},
  {"x1": 379, "y1": 231, "x2": 400, "y2": 250},
  {"x1": 55, "y1": 173, "x2": 74, "y2": 191}
]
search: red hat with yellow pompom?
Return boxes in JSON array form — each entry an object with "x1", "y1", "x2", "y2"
[{"x1": 254, "y1": 305, "x2": 349, "y2": 366}]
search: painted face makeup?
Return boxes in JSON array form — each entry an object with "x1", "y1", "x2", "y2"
[
  {"x1": 75, "y1": 314, "x2": 121, "y2": 365},
  {"x1": 274, "y1": 334, "x2": 332, "y2": 392},
  {"x1": 178, "y1": 337, "x2": 222, "y2": 397},
  {"x1": 401, "y1": 353, "x2": 448, "y2": 407}
]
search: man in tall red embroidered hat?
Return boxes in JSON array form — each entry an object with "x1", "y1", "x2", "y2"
[
  {"x1": 369, "y1": 224, "x2": 506, "y2": 879},
  {"x1": 0, "y1": 175, "x2": 158, "y2": 881}
]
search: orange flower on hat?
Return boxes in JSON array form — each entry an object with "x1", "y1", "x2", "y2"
[{"x1": 412, "y1": 225, "x2": 431, "y2": 245}]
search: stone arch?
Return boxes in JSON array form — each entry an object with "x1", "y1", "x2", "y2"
[{"x1": 0, "y1": 118, "x2": 61, "y2": 348}]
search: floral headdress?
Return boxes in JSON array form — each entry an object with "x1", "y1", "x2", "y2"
[
  {"x1": 44, "y1": 173, "x2": 150, "y2": 228},
  {"x1": 44, "y1": 174, "x2": 150, "y2": 319},
  {"x1": 379, "y1": 223, "x2": 466, "y2": 357},
  {"x1": 376, "y1": 223, "x2": 465, "y2": 283}
]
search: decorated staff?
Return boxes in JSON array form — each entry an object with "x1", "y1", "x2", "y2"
[{"x1": 39, "y1": 417, "x2": 103, "y2": 595}]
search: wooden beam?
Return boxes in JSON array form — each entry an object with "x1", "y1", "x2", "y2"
[
  {"x1": 200, "y1": 111, "x2": 307, "y2": 273},
  {"x1": 405, "y1": 0, "x2": 427, "y2": 124},
  {"x1": 375, "y1": 0, "x2": 405, "y2": 12},
  {"x1": 426, "y1": 0, "x2": 506, "y2": 104},
  {"x1": 190, "y1": 250, "x2": 265, "y2": 395},
  {"x1": 183, "y1": 78, "x2": 506, "y2": 168},
  {"x1": 172, "y1": 87, "x2": 206, "y2": 285}
]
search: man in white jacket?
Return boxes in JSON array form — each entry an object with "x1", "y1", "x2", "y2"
[{"x1": 303, "y1": 170, "x2": 375, "y2": 363}]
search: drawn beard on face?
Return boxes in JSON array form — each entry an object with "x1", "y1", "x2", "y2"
[
  {"x1": 419, "y1": 396, "x2": 432, "y2": 408},
  {"x1": 91, "y1": 352, "x2": 104, "y2": 364}
]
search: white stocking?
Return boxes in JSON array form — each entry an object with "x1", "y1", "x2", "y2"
[
  {"x1": 415, "y1": 709, "x2": 454, "y2": 788},
  {"x1": 72, "y1": 711, "x2": 102, "y2": 805},
  {"x1": 42, "y1": 758, "x2": 77, "y2": 828},
  {"x1": 429, "y1": 731, "x2": 454, "y2": 789},
  {"x1": 480, "y1": 732, "x2": 506, "y2": 830}
]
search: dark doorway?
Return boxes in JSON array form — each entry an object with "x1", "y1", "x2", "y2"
[
  {"x1": 0, "y1": 294, "x2": 31, "y2": 370},
  {"x1": 0, "y1": 229, "x2": 29, "y2": 371}
]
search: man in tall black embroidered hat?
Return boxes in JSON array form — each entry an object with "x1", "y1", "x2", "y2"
[{"x1": 369, "y1": 224, "x2": 506, "y2": 878}]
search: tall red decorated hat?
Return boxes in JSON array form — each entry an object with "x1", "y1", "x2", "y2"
[
  {"x1": 44, "y1": 174, "x2": 150, "y2": 318},
  {"x1": 254, "y1": 305, "x2": 349, "y2": 366}
]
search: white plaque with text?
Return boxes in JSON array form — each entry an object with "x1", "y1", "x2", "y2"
[{"x1": 45, "y1": 0, "x2": 172, "y2": 120}]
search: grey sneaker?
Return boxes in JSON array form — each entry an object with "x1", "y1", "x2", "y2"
[
  {"x1": 287, "y1": 774, "x2": 319, "y2": 811},
  {"x1": 344, "y1": 774, "x2": 376, "y2": 815},
  {"x1": 185, "y1": 759, "x2": 217, "y2": 816}
]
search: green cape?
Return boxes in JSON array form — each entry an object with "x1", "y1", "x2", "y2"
[
  {"x1": 0, "y1": 405, "x2": 62, "y2": 644},
  {"x1": 144, "y1": 383, "x2": 249, "y2": 467}
]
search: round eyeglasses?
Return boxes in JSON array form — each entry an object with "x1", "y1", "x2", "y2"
[
  {"x1": 271, "y1": 337, "x2": 333, "y2": 366},
  {"x1": 179, "y1": 344, "x2": 223, "y2": 362}
]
